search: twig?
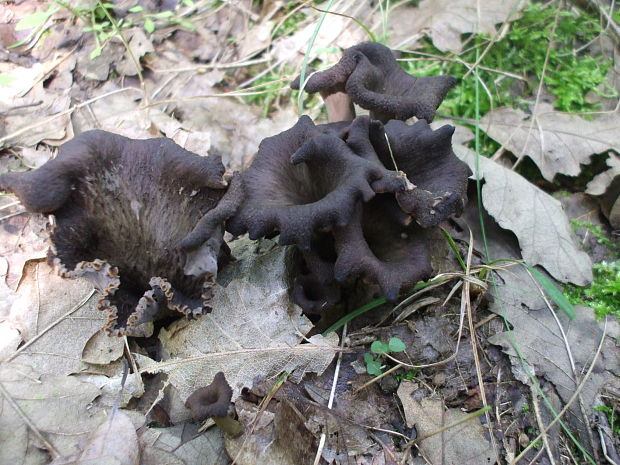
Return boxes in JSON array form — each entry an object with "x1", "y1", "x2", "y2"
[
  {"x1": 313, "y1": 322, "x2": 347, "y2": 465},
  {"x1": 530, "y1": 384, "x2": 557, "y2": 465}
]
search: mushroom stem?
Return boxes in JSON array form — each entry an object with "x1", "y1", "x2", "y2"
[
  {"x1": 321, "y1": 91, "x2": 355, "y2": 122},
  {"x1": 213, "y1": 415, "x2": 243, "y2": 437}
]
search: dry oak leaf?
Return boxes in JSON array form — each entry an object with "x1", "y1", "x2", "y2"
[
  {"x1": 481, "y1": 103, "x2": 620, "y2": 181},
  {"x1": 137, "y1": 240, "x2": 339, "y2": 401},
  {"x1": 388, "y1": 0, "x2": 526, "y2": 52},
  {"x1": 455, "y1": 145, "x2": 592, "y2": 285},
  {"x1": 0, "y1": 362, "x2": 102, "y2": 463},
  {"x1": 586, "y1": 153, "x2": 620, "y2": 196},
  {"x1": 397, "y1": 381, "x2": 496, "y2": 465}
]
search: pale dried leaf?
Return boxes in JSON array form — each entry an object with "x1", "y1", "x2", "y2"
[
  {"x1": 481, "y1": 103, "x2": 620, "y2": 181},
  {"x1": 137, "y1": 240, "x2": 338, "y2": 401},
  {"x1": 397, "y1": 381, "x2": 496, "y2": 465},
  {"x1": 488, "y1": 267, "x2": 620, "y2": 445},
  {"x1": 586, "y1": 153, "x2": 620, "y2": 196},
  {"x1": 75, "y1": 410, "x2": 139, "y2": 465},
  {"x1": 455, "y1": 145, "x2": 592, "y2": 284},
  {"x1": 0, "y1": 209, "x2": 49, "y2": 290},
  {"x1": 115, "y1": 29, "x2": 154, "y2": 77},
  {"x1": 140, "y1": 424, "x2": 228, "y2": 465},
  {"x1": 8, "y1": 261, "x2": 124, "y2": 375},
  {"x1": 0, "y1": 362, "x2": 102, "y2": 459},
  {"x1": 388, "y1": 0, "x2": 526, "y2": 52}
]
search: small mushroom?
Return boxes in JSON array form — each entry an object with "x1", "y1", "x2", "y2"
[
  {"x1": 291, "y1": 42, "x2": 456, "y2": 123},
  {"x1": 185, "y1": 372, "x2": 243, "y2": 437},
  {"x1": 0, "y1": 130, "x2": 238, "y2": 335}
]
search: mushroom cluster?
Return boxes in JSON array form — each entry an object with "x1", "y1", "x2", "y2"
[
  {"x1": 0, "y1": 131, "x2": 241, "y2": 335},
  {"x1": 0, "y1": 42, "x2": 470, "y2": 330},
  {"x1": 231, "y1": 42, "x2": 471, "y2": 313}
]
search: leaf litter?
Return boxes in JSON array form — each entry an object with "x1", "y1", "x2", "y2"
[{"x1": 0, "y1": 0, "x2": 619, "y2": 464}]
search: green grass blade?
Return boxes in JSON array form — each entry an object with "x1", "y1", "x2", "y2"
[{"x1": 523, "y1": 264, "x2": 576, "y2": 319}]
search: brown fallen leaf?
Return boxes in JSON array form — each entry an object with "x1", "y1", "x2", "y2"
[
  {"x1": 388, "y1": 0, "x2": 526, "y2": 52},
  {"x1": 136, "y1": 239, "x2": 339, "y2": 402},
  {"x1": 586, "y1": 153, "x2": 620, "y2": 228},
  {"x1": 455, "y1": 145, "x2": 592, "y2": 285},
  {"x1": 397, "y1": 381, "x2": 496, "y2": 465},
  {"x1": 480, "y1": 103, "x2": 620, "y2": 181}
]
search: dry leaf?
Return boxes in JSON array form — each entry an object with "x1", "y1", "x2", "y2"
[
  {"x1": 388, "y1": 0, "x2": 525, "y2": 52},
  {"x1": 397, "y1": 381, "x2": 496, "y2": 465},
  {"x1": 137, "y1": 240, "x2": 338, "y2": 401},
  {"x1": 8, "y1": 260, "x2": 125, "y2": 375},
  {"x1": 140, "y1": 424, "x2": 228, "y2": 465},
  {"x1": 481, "y1": 103, "x2": 620, "y2": 181},
  {"x1": 50, "y1": 410, "x2": 140, "y2": 465},
  {"x1": 0, "y1": 362, "x2": 102, "y2": 461},
  {"x1": 455, "y1": 145, "x2": 592, "y2": 285},
  {"x1": 586, "y1": 154, "x2": 620, "y2": 195}
]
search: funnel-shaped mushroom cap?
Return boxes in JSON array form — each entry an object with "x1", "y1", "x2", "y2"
[
  {"x1": 0, "y1": 130, "x2": 237, "y2": 335},
  {"x1": 333, "y1": 197, "x2": 432, "y2": 301},
  {"x1": 369, "y1": 119, "x2": 471, "y2": 227},
  {"x1": 227, "y1": 116, "x2": 409, "y2": 250},
  {"x1": 185, "y1": 371, "x2": 233, "y2": 420},
  {"x1": 292, "y1": 42, "x2": 456, "y2": 123}
]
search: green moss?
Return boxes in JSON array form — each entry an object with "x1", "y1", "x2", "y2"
[
  {"x1": 400, "y1": 2, "x2": 614, "y2": 120},
  {"x1": 565, "y1": 261, "x2": 620, "y2": 319}
]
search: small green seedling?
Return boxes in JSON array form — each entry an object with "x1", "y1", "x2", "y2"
[{"x1": 364, "y1": 337, "x2": 407, "y2": 376}]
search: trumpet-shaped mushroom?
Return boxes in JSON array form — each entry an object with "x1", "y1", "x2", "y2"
[
  {"x1": 291, "y1": 42, "x2": 456, "y2": 123},
  {"x1": 370, "y1": 119, "x2": 472, "y2": 227},
  {"x1": 227, "y1": 115, "x2": 410, "y2": 250},
  {"x1": 185, "y1": 371, "x2": 243, "y2": 437},
  {"x1": 0, "y1": 130, "x2": 238, "y2": 335}
]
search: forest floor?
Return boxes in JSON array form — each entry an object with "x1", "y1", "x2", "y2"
[{"x1": 0, "y1": 1, "x2": 619, "y2": 464}]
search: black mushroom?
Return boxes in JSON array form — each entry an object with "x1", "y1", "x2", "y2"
[
  {"x1": 185, "y1": 371, "x2": 243, "y2": 437},
  {"x1": 0, "y1": 130, "x2": 240, "y2": 335},
  {"x1": 291, "y1": 42, "x2": 457, "y2": 123}
]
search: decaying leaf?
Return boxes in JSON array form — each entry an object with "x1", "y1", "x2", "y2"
[
  {"x1": 140, "y1": 424, "x2": 228, "y2": 465},
  {"x1": 480, "y1": 103, "x2": 620, "y2": 181},
  {"x1": 0, "y1": 362, "x2": 102, "y2": 461},
  {"x1": 388, "y1": 0, "x2": 526, "y2": 52},
  {"x1": 8, "y1": 260, "x2": 126, "y2": 375},
  {"x1": 137, "y1": 240, "x2": 339, "y2": 401},
  {"x1": 455, "y1": 145, "x2": 592, "y2": 285},
  {"x1": 50, "y1": 409, "x2": 140, "y2": 465},
  {"x1": 586, "y1": 154, "x2": 620, "y2": 196},
  {"x1": 397, "y1": 381, "x2": 496, "y2": 465}
]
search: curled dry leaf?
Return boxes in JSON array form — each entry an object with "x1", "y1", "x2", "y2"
[
  {"x1": 136, "y1": 239, "x2": 339, "y2": 401},
  {"x1": 481, "y1": 103, "x2": 620, "y2": 181},
  {"x1": 455, "y1": 145, "x2": 592, "y2": 285}
]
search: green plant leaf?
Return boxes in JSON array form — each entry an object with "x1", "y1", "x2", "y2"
[
  {"x1": 524, "y1": 264, "x2": 576, "y2": 319},
  {"x1": 143, "y1": 18, "x2": 155, "y2": 33},
  {"x1": 370, "y1": 341, "x2": 389, "y2": 354},
  {"x1": 364, "y1": 354, "x2": 382, "y2": 376},
  {"x1": 128, "y1": 5, "x2": 144, "y2": 12},
  {"x1": 388, "y1": 337, "x2": 406, "y2": 352},
  {"x1": 15, "y1": 9, "x2": 54, "y2": 31},
  {"x1": 90, "y1": 46, "x2": 103, "y2": 59}
]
